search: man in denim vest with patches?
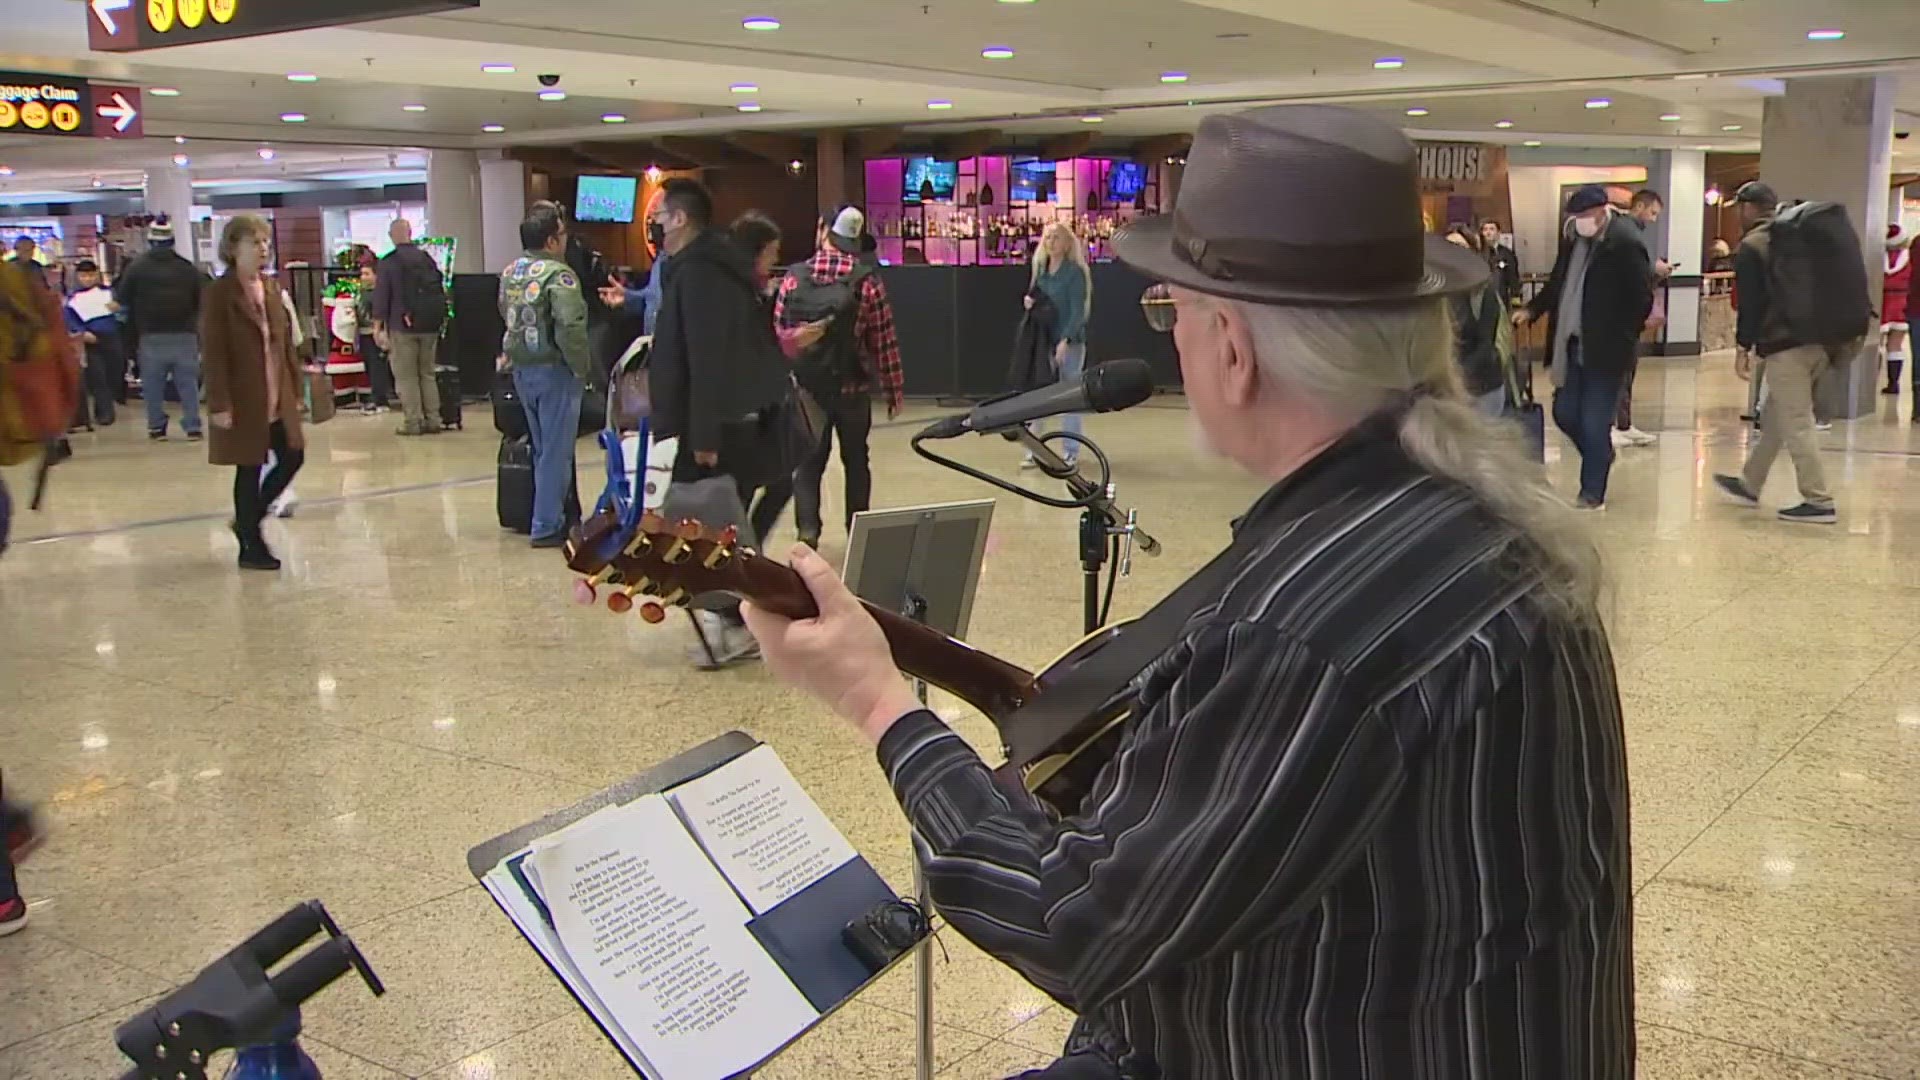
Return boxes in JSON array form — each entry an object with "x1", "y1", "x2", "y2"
[{"x1": 499, "y1": 205, "x2": 591, "y2": 548}]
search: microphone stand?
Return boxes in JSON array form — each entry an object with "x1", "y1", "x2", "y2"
[{"x1": 912, "y1": 424, "x2": 1158, "y2": 637}]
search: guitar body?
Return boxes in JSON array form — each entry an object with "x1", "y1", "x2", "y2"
[{"x1": 1014, "y1": 621, "x2": 1139, "y2": 816}]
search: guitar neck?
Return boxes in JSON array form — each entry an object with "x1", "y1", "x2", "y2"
[{"x1": 731, "y1": 557, "x2": 1037, "y2": 721}]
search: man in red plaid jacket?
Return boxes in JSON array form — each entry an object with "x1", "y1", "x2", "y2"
[{"x1": 774, "y1": 206, "x2": 904, "y2": 547}]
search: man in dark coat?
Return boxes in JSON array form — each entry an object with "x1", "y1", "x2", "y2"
[
  {"x1": 1516, "y1": 186, "x2": 1654, "y2": 510},
  {"x1": 646, "y1": 177, "x2": 793, "y2": 668}
]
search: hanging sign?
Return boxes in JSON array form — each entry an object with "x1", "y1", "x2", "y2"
[
  {"x1": 1414, "y1": 141, "x2": 1507, "y2": 197},
  {"x1": 0, "y1": 71, "x2": 143, "y2": 139},
  {"x1": 87, "y1": 0, "x2": 480, "y2": 53}
]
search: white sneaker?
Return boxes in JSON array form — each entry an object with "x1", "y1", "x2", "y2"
[
  {"x1": 687, "y1": 610, "x2": 760, "y2": 670},
  {"x1": 1019, "y1": 455, "x2": 1040, "y2": 471},
  {"x1": 271, "y1": 494, "x2": 298, "y2": 519},
  {"x1": 1609, "y1": 429, "x2": 1631, "y2": 449},
  {"x1": 1623, "y1": 426, "x2": 1656, "y2": 446},
  {"x1": 1814, "y1": 420, "x2": 1834, "y2": 433}
]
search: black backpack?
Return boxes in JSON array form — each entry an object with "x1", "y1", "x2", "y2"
[
  {"x1": 1764, "y1": 201, "x2": 1873, "y2": 348},
  {"x1": 781, "y1": 263, "x2": 872, "y2": 395},
  {"x1": 399, "y1": 250, "x2": 448, "y2": 334}
]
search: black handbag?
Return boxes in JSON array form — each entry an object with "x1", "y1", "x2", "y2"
[{"x1": 491, "y1": 368, "x2": 527, "y2": 439}]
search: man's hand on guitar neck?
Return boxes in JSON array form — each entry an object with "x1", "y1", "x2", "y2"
[{"x1": 742, "y1": 545, "x2": 923, "y2": 744}]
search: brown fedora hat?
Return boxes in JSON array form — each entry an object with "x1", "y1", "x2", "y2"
[{"x1": 1113, "y1": 104, "x2": 1488, "y2": 306}]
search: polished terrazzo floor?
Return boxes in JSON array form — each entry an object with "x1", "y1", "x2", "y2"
[{"x1": 2, "y1": 355, "x2": 1917, "y2": 1079}]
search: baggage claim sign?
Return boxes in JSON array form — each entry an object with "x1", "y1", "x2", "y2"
[
  {"x1": 0, "y1": 72, "x2": 143, "y2": 139},
  {"x1": 87, "y1": 0, "x2": 480, "y2": 52}
]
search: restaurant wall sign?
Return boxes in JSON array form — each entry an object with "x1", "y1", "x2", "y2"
[{"x1": 1414, "y1": 141, "x2": 1507, "y2": 197}]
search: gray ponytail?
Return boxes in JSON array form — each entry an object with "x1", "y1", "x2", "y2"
[{"x1": 1228, "y1": 298, "x2": 1603, "y2": 613}]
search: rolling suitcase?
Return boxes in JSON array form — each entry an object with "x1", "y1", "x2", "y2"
[
  {"x1": 436, "y1": 365, "x2": 464, "y2": 430},
  {"x1": 497, "y1": 435, "x2": 533, "y2": 533}
]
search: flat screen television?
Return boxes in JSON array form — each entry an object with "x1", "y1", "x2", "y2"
[
  {"x1": 1011, "y1": 159, "x2": 1056, "y2": 203},
  {"x1": 1107, "y1": 161, "x2": 1147, "y2": 201},
  {"x1": 903, "y1": 157, "x2": 957, "y2": 203},
  {"x1": 575, "y1": 175, "x2": 639, "y2": 223}
]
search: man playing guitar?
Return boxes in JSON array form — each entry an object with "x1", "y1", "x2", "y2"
[{"x1": 744, "y1": 105, "x2": 1633, "y2": 1080}]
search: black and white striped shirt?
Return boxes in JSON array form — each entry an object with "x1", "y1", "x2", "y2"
[{"x1": 877, "y1": 421, "x2": 1634, "y2": 1079}]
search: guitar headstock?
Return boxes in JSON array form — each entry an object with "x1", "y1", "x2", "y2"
[{"x1": 563, "y1": 508, "x2": 759, "y2": 623}]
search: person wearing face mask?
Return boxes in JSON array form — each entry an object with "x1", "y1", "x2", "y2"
[
  {"x1": 646, "y1": 179, "x2": 794, "y2": 668},
  {"x1": 1515, "y1": 186, "x2": 1654, "y2": 510},
  {"x1": 601, "y1": 215, "x2": 670, "y2": 337},
  {"x1": 200, "y1": 214, "x2": 305, "y2": 571}
]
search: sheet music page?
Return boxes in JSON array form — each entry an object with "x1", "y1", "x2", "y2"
[
  {"x1": 529, "y1": 794, "x2": 817, "y2": 1079},
  {"x1": 67, "y1": 288, "x2": 114, "y2": 324},
  {"x1": 665, "y1": 744, "x2": 860, "y2": 916}
]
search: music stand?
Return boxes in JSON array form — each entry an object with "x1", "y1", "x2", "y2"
[{"x1": 842, "y1": 498, "x2": 997, "y2": 1080}]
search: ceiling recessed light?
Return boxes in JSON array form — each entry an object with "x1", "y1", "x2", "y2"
[
  {"x1": 1676, "y1": 73, "x2": 1709, "y2": 80},
  {"x1": 982, "y1": 46, "x2": 1015, "y2": 60},
  {"x1": 149, "y1": 86, "x2": 180, "y2": 96},
  {"x1": 286, "y1": 73, "x2": 318, "y2": 83},
  {"x1": 1585, "y1": 98, "x2": 1611, "y2": 109},
  {"x1": 174, "y1": 135, "x2": 186, "y2": 144},
  {"x1": 742, "y1": 16, "x2": 780, "y2": 30},
  {"x1": 1080, "y1": 115, "x2": 1104, "y2": 124},
  {"x1": 0, "y1": 166, "x2": 14, "y2": 177},
  {"x1": 736, "y1": 103, "x2": 762, "y2": 113},
  {"x1": 730, "y1": 83, "x2": 758, "y2": 94},
  {"x1": 1405, "y1": 107, "x2": 1429, "y2": 117},
  {"x1": 1806, "y1": 29, "x2": 1844, "y2": 41},
  {"x1": 927, "y1": 100, "x2": 954, "y2": 110},
  {"x1": 1523, "y1": 140, "x2": 1543, "y2": 147},
  {"x1": 601, "y1": 113, "x2": 627, "y2": 123},
  {"x1": 481, "y1": 123, "x2": 506, "y2": 132},
  {"x1": 1160, "y1": 71, "x2": 1189, "y2": 83},
  {"x1": 402, "y1": 103, "x2": 427, "y2": 112},
  {"x1": 481, "y1": 63, "x2": 515, "y2": 74},
  {"x1": 538, "y1": 89, "x2": 567, "y2": 101},
  {"x1": 172, "y1": 153, "x2": 189, "y2": 166},
  {"x1": 257, "y1": 147, "x2": 275, "y2": 160},
  {"x1": 1373, "y1": 57, "x2": 1404, "y2": 70},
  {"x1": 1494, "y1": 120, "x2": 1514, "y2": 129},
  {"x1": 280, "y1": 112, "x2": 307, "y2": 123},
  {"x1": 91, "y1": 177, "x2": 102, "y2": 188},
  {"x1": 1722, "y1": 124, "x2": 1743, "y2": 131},
  {"x1": 1660, "y1": 113, "x2": 1682, "y2": 121}
]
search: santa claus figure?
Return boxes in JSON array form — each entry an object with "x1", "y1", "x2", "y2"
[{"x1": 1885, "y1": 223, "x2": 1913, "y2": 399}]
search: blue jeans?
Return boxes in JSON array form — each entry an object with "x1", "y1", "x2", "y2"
[
  {"x1": 513, "y1": 363, "x2": 583, "y2": 539},
  {"x1": 1552, "y1": 362, "x2": 1624, "y2": 504},
  {"x1": 1026, "y1": 341, "x2": 1086, "y2": 460},
  {"x1": 139, "y1": 332, "x2": 202, "y2": 435}
]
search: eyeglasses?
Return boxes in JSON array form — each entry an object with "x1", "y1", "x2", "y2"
[{"x1": 1139, "y1": 282, "x2": 1175, "y2": 332}]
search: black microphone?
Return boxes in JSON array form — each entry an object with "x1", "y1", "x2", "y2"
[{"x1": 918, "y1": 358, "x2": 1155, "y2": 439}]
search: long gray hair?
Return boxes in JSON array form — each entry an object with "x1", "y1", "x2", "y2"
[{"x1": 1229, "y1": 296, "x2": 1603, "y2": 613}]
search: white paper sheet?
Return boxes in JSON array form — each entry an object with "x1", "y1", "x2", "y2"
[
  {"x1": 67, "y1": 288, "x2": 114, "y2": 325},
  {"x1": 665, "y1": 745, "x2": 859, "y2": 916},
  {"x1": 529, "y1": 794, "x2": 817, "y2": 1080}
]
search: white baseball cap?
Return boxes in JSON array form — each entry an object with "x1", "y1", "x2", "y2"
[{"x1": 829, "y1": 206, "x2": 866, "y2": 253}]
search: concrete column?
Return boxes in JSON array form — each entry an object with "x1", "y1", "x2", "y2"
[
  {"x1": 816, "y1": 132, "x2": 846, "y2": 213},
  {"x1": 1649, "y1": 149, "x2": 1706, "y2": 354},
  {"x1": 426, "y1": 149, "x2": 485, "y2": 273},
  {"x1": 1759, "y1": 74, "x2": 1896, "y2": 417},
  {"x1": 142, "y1": 161, "x2": 195, "y2": 259},
  {"x1": 479, "y1": 154, "x2": 526, "y2": 271}
]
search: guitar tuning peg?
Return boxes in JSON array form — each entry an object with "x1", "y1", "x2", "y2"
[
  {"x1": 657, "y1": 587, "x2": 688, "y2": 607},
  {"x1": 573, "y1": 580, "x2": 598, "y2": 606},
  {"x1": 673, "y1": 518, "x2": 703, "y2": 540},
  {"x1": 607, "y1": 591, "x2": 634, "y2": 614},
  {"x1": 638, "y1": 601, "x2": 667, "y2": 624},
  {"x1": 716, "y1": 525, "x2": 739, "y2": 548}
]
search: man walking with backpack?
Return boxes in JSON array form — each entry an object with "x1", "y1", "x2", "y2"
[
  {"x1": 371, "y1": 219, "x2": 448, "y2": 436},
  {"x1": 776, "y1": 207, "x2": 904, "y2": 548},
  {"x1": 114, "y1": 219, "x2": 204, "y2": 441},
  {"x1": 1714, "y1": 181, "x2": 1872, "y2": 524}
]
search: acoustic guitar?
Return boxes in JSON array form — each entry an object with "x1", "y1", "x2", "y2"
[{"x1": 562, "y1": 509, "x2": 1135, "y2": 815}]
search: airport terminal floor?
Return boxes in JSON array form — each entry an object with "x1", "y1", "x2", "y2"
[{"x1": 2, "y1": 356, "x2": 1917, "y2": 1080}]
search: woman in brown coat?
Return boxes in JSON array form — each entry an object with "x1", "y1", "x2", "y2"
[{"x1": 201, "y1": 214, "x2": 305, "y2": 570}]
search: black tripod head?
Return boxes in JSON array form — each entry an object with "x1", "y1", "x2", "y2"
[{"x1": 116, "y1": 900, "x2": 384, "y2": 1080}]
